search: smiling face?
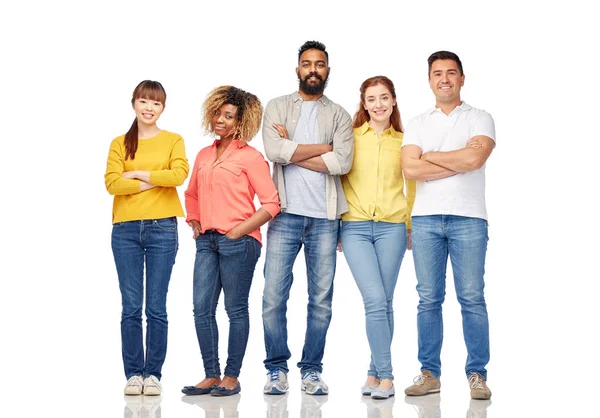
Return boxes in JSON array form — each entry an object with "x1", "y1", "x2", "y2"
[
  {"x1": 211, "y1": 104, "x2": 238, "y2": 139},
  {"x1": 296, "y1": 48, "x2": 329, "y2": 96},
  {"x1": 429, "y1": 58, "x2": 464, "y2": 106},
  {"x1": 363, "y1": 83, "x2": 396, "y2": 125},
  {"x1": 133, "y1": 97, "x2": 164, "y2": 126}
]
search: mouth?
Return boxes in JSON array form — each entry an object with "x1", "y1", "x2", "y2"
[
  {"x1": 439, "y1": 84, "x2": 453, "y2": 91},
  {"x1": 141, "y1": 113, "x2": 154, "y2": 119}
]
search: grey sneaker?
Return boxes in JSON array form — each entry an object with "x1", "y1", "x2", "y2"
[
  {"x1": 143, "y1": 376, "x2": 162, "y2": 396},
  {"x1": 301, "y1": 371, "x2": 328, "y2": 396},
  {"x1": 404, "y1": 371, "x2": 441, "y2": 396},
  {"x1": 264, "y1": 369, "x2": 289, "y2": 395},
  {"x1": 124, "y1": 375, "x2": 144, "y2": 396},
  {"x1": 468, "y1": 373, "x2": 491, "y2": 400}
]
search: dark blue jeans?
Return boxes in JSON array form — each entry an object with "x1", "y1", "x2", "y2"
[
  {"x1": 193, "y1": 231, "x2": 261, "y2": 378},
  {"x1": 111, "y1": 217, "x2": 178, "y2": 380}
]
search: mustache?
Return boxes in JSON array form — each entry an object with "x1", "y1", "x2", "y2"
[{"x1": 304, "y1": 72, "x2": 324, "y2": 82}]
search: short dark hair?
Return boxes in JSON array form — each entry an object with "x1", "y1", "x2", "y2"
[
  {"x1": 298, "y1": 40, "x2": 328, "y2": 63},
  {"x1": 427, "y1": 51, "x2": 464, "y2": 76}
]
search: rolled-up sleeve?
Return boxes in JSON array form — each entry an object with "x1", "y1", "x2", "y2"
[
  {"x1": 247, "y1": 154, "x2": 280, "y2": 218},
  {"x1": 321, "y1": 108, "x2": 354, "y2": 175},
  {"x1": 184, "y1": 154, "x2": 201, "y2": 224},
  {"x1": 262, "y1": 100, "x2": 298, "y2": 164}
]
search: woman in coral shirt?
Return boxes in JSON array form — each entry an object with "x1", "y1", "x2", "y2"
[{"x1": 182, "y1": 86, "x2": 280, "y2": 397}]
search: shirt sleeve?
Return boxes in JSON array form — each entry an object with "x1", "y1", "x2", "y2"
[
  {"x1": 401, "y1": 117, "x2": 422, "y2": 149},
  {"x1": 149, "y1": 135, "x2": 190, "y2": 186},
  {"x1": 471, "y1": 110, "x2": 496, "y2": 144},
  {"x1": 321, "y1": 107, "x2": 354, "y2": 175},
  {"x1": 184, "y1": 153, "x2": 201, "y2": 224},
  {"x1": 104, "y1": 139, "x2": 142, "y2": 196},
  {"x1": 262, "y1": 99, "x2": 298, "y2": 164},
  {"x1": 247, "y1": 154, "x2": 280, "y2": 218}
]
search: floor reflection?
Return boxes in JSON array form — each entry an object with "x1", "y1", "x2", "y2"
[
  {"x1": 264, "y1": 393, "x2": 289, "y2": 418},
  {"x1": 362, "y1": 394, "x2": 395, "y2": 417},
  {"x1": 403, "y1": 393, "x2": 492, "y2": 417},
  {"x1": 124, "y1": 395, "x2": 162, "y2": 418},
  {"x1": 181, "y1": 393, "x2": 241, "y2": 418},
  {"x1": 300, "y1": 392, "x2": 328, "y2": 417}
]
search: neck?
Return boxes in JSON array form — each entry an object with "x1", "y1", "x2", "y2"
[
  {"x1": 218, "y1": 136, "x2": 233, "y2": 148},
  {"x1": 298, "y1": 90, "x2": 323, "y2": 101},
  {"x1": 436, "y1": 98, "x2": 462, "y2": 115},
  {"x1": 368, "y1": 119, "x2": 391, "y2": 136},
  {"x1": 138, "y1": 123, "x2": 161, "y2": 139}
]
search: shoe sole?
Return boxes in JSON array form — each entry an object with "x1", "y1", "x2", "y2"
[
  {"x1": 404, "y1": 388, "x2": 440, "y2": 396},
  {"x1": 372, "y1": 393, "x2": 395, "y2": 400},
  {"x1": 124, "y1": 388, "x2": 142, "y2": 396},
  {"x1": 264, "y1": 387, "x2": 288, "y2": 395},
  {"x1": 301, "y1": 387, "x2": 328, "y2": 396}
]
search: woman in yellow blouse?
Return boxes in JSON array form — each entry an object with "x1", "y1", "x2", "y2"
[
  {"x1": 105, "y1": 80, "x2": 189, "y2": 396},
  {"x1": 340, "y1": 76, "x2": 415, "y2": 399}
]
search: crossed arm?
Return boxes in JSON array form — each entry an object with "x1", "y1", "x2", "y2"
[
  {"x1": 272, "y1": 123, "x2": 331, "y2": 172},
  {"x1": 401, "y1": 135, "x2": 495, "y2": 181}
]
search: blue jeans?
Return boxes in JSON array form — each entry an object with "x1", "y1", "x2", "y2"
[
  {"x1": 193, "y1": 231, "x2": 261, "y2": 378},
  {"x1": 411, "y1": 215, "x2": 490, "y2": 380},
  {"x1": 340, "y1": 221, "x2": 407, "y2": 380},
  {"x1": 262, "y1": 212, "x2": 339, "y2": 374},
  {"x1": 111, "y1": 217, "x2": 178, "y2": 380}
]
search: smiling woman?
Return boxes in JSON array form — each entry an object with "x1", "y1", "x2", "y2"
[{"x1": 104, "y1": 80, "x2": 190, "y2": 397}]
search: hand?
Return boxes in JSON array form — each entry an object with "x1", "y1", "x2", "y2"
[
  {"x1": 407, "y1": 229, "x2": 412, "y2": 251},
  {"x1": 466, "y1": 138, "x2": 482, "y2": 148},
  {"x1": 122, "y1": 171, "x2": 139, "y2": 179},
  {"x1": 190, "y1": 220, "x2": 202, "y2": 239},
  {"x1": 273, "y1": 123, "x2": 289, "y2": 139},
  {"x1": 336, "y1": 239, "x2": 343, "y2": 252},
  {"x1": 225, "y1": 228, "x2": 243, "y2": 240},
  {"x1": 420, "y1": 152, "x2": 430, "y2": 161}
]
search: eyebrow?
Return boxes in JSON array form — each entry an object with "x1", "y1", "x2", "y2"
[{"x1": 301, "y1": 60, "x2": 326, "y2": 65}]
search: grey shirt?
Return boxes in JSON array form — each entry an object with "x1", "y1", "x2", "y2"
[
  {"x1": 262, "y1": 92, "x2": 354, "y2": 220},
  {"x1": 283, "y1": 101, "x2": 327, "y2": 218}
]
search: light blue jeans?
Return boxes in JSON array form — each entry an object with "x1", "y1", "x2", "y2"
[
  {"x1": 411, "y1": 215, "x2": 490, "y2": 380},
  {"x1": 340, "y1": 221, "x2": 407, "y2": 380},
  {"x1": 262, "y1": 212, "x2": 339, "y2": 374}
]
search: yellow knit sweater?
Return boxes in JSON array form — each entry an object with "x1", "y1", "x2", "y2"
[{"x1": 105, "y1": 130, "x2": 189, "y2": 223}]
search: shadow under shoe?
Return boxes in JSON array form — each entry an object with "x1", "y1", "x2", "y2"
[{"x1": 362, "y1": 395, "x2": 396, "y2": 418}]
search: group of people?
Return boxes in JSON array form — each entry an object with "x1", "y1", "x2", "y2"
[{"x1": 105, "y1": 40, "x2": 495, "y2": 402}]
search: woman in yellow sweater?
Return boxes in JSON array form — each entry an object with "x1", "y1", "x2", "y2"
[
  {"x1": 340, "y1": 76, "x2": 415, "y2": 399},
  {"x1": 105, "y1": 80, "x2": 189, "y2": 396}
]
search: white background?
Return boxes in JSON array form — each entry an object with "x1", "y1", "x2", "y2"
[{"x1": 2, "y1": 0, "x2": 598, "y2": 417}]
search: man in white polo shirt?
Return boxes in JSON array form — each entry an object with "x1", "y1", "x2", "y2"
[{"x1": 401, "y1": 51, "x2": 495, "y2": 400}]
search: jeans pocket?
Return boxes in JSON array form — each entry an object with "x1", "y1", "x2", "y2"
[{"x1": 154, "y1": 217, "x2": 177, "y2": 230}]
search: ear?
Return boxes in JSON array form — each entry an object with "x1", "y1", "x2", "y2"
[{"x1": 460, "y1": 74, "x2": 465, "y2": 87}]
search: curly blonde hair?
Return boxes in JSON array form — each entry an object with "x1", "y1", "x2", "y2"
[{"x1": 201, "y1": 86, "x2": 263, "y2": 142}]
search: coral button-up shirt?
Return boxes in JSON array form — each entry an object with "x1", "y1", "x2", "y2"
[{"x1": 185, "y1": 139, "x2": 280, "y2": 245}]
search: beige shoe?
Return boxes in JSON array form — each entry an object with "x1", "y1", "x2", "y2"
[
  {"x1": 143, "y1": 376, "x2": 162, "y2": 396},
  {"x1": 468, "y1": 373, "x2": 491, "y2": 400},
  {"x1": 124, "y1": 375, "x2": 144, "y2": 395},
  {"x1": 404, "y1": 371, "x2": 441, "y2": 396}
]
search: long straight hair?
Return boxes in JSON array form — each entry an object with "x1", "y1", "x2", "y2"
[
  {"x1": 352, "y1": 76, "x2": 402, "y2": 132},
  {"x1": 124, "y1": 80, "x2": 167, "y2": 160}
]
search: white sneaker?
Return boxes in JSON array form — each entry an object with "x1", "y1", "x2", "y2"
[
  {"x1": 301, "y1": 371, "x2": 328, "y2": 396},
  {"x1": 143, "y1": 376, "x2": 162, "y2": 396},
  {"x1": 124, "y1": 375, "x2": 144, "y2": 396}
]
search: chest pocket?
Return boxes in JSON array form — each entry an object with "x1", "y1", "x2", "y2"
[
  {"x1": 214, "y1": 162, "x2": 244, "y2": 186},
  {"x1": 380, "y1": 138, "x2": 403, "y2": 177}
]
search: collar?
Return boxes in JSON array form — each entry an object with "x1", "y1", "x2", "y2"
[
  {"x1": 292, "y1": 91, "x2": 330, "y2": 106},
  {"x1": 428, "y1": 101, "x2": 472, "y2": 115},
  {"x1": 356, "y1": 121, "x2": 398, "y2": 136}
]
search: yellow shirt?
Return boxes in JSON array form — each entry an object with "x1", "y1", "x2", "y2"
[
  {"x1": 341, "y1": 122, "x2": 415, "y2": 228},
  {"x1": 105, "y1": 130, "x2": 189, "y2": 223}
]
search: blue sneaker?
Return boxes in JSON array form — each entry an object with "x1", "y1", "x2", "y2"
[
  {"x1": 301, "y1": 371, "x2": 328, "y2": 396},
  {"x1": 264, "y1": 369, "x2": 289, "y2": 395}
]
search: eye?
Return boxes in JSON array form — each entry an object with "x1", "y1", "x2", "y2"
[{"x1": 317, "y1": 62, "x2": 325, "y2": 68}]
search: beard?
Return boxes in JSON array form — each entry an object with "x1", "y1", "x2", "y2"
[{"x1": 298, "y1": 72, "x2": 328, "y2": 95}]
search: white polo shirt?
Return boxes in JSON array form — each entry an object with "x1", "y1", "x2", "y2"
[{"x1": 402, "y1": 102, "x2": 496, "y2": 220}]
